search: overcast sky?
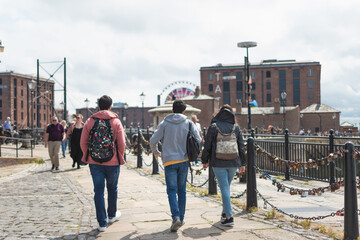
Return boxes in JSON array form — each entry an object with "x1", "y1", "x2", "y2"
[{"x1": 1, "y1": 0, "x2": 360, "y2": 125}]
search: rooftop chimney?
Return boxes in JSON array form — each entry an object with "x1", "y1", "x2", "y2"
[{"x1": 195, "y1": 86, "x2": 201, "y2": 97}]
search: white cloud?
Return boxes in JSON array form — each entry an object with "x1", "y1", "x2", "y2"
[{"x1": 1, "y1": 0, "x2": 360, "y2": 124}]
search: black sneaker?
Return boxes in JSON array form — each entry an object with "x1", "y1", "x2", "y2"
[
  {"x1": 170, "y1": 217, "x2": 181, "y2": 232},
  {"x1": 51, "y1": 165, "x2": 55, "y2": 170},
  {"x1": 221, "y1": 212, "x2": 226, "y2": 221},
  {"x1": 55, "y1": 167, "x2": 59, "y2": 171},
  {"x1": 221, "y1": 217, "x2": 234, "y2": 226}
]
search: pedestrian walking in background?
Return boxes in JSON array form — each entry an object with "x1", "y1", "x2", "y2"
[
  {"x1": 3, "y1": 117, "x2": 12, "y2": 131},
  {"x1": 60, "y1": 120, "x2": 69, "y2": 158},
  {"x1": 201, "y1": 105, "x2": 246, "y2": 226},
  {"x1": 67, "y1": 114, "x2": 85, "y2": 169},
  {"x1": 44, "y1": 116, "x2": 66, "y2": 171},
  {"x1": 191, "y1": 115, "x2": 204, "y2": 166},
  {"x1": 150, "y1": 100, "x2": 201, "y2": 232},
  {"x1": 80, "y1": 95, "x2": 125, "y2": 232}
]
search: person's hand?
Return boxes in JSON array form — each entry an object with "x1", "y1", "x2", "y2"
[
  {"x1": 44, "y1": 142, "x2": 48, "y2": 148},
  {"x1": 239, "y1": 166, "x2": 246, "y2": 174},
  {"x1": 154, "y1": 153, "x2": 161, "y2": 159},
  {"x1": 203, "y1": 163, "x2": 209, "y2": 169}
]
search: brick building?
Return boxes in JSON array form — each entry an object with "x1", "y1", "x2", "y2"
[
  {"x1": 200, "y1": 59, "x2": 321, "y2": 110},
  {"x1": 0, "y1": 71, "x2": 55, "y2": 129},
  {"x1": 300, "y1": 104, "x2": 340, "y2": 133},
  {"x1": 76, "y1": 106, "x2": 153, "y2": 129}
]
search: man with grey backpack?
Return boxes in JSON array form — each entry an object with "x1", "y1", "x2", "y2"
[
  {"x1": 150, "y1": 100, "x2": 201, "y2": 232},
  {"x1": 201, "y1": 104, "x2": 246, "y2": 226}
]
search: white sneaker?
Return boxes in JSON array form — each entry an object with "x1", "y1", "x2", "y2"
[
  {"x1": 108, "y1": 211, "x2": 121, "y2": 223},
  {"x1": 98, "y1": 226, "x2": 106, "y2": 232}
]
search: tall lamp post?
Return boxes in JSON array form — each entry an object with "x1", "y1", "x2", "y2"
[
  {"x1": 84, "y1": 98, "x2": 90, "y2": 120},
  {"x1": 238, "y1": 41, "x2": 257, "y2": 130},
  {"x1": 59, "y1": 101, "x2": 65, "y2": 121},
  {"x1": 281, "y1": 91, "x2": 287, "y2": 130},
  {"x1": 140, "y1": 92, "x2": 146, "y2": 129},
  {"x1": 28, "y1": 79, "x2": 36, "y2": 129}
]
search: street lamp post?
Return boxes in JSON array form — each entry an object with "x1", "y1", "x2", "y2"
[
  {"x1": 27, "y1": 79, "x2": 36, "y2": 131},
  {"x1": 140, "y1": 92, "x2": 146, "y2": 129},
  {"x1": 281, "y1": 91, "x2": 287, "y2": 130},
  {"x1": 84, "y1": 98, "x2": 90, "y2": 120},
  {"x1": 238, "y1": 41, "x2": 257, "y2": 130},
  {"x1": 59, "y1": 101, "x2": 65, "y2": 121}
]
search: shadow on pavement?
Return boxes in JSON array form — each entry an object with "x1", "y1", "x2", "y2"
[{"x1": 50, "y1": 229, "x2": 99, "y2": 240}]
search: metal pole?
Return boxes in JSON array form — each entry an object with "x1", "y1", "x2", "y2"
[
  {"x1": 137, "y1": 128, "x2": 143, "y2": 168},
  {"x1": 245, "y1": 56, "x2": 252, "y2": 130},
  {"x1": 63, "y1": 57, "x2": 67, "y2": 122},
  {"x1": 246, "y1": 137, "x2": 257, "y2": 210},
  {"x1": 36, "y1": 59, "x2": 40, "y2": 128},
  {"x1": 344, "y1": 142, "x2": 359, "y2": 240},
  {"x1": 152, "y1": 154, "x2": 159, "y2": 174},
  {"x1": 142, "y1": 101, "x2": 144, "y2": 130},
  {"x1": 284, "y1": 129, "x2": 290, "y2": 180},
  {"x1": 329, "y1": 129, "x2": 336, "y2": 184},
  {"x1": 27, "y1": 85, "x2": 30, "y2": 128}
]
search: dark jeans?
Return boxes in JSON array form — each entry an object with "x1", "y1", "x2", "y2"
[{"x1": 89, "y1": 164, "x2": 120, "y2": 227}]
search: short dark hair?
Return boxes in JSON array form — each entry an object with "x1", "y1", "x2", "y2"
[
  {"x1": 98, "y1": 95, "x2": 112, "y2": 110},
  {"x1": 172, "y1": 100, "x2": 186, "y2": 113}
]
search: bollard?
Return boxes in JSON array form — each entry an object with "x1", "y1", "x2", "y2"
[
  {"x1": 329, "y1": 129, "x2": 336, "y2": 184},
  {"x1": 137, "y1": 128, "x2": 143, "y2": 168},
  {"x1": 16, "y1": 139, "x2": 18, "y2": 158},
  {"x1": 284, "y1": 129, "x2": 290, "y2": 180},
  {"x1": 344, "y1": 142, "x2": 359, "y2": 240},
  {"x1": 246, "y1": 137, "x2": 257, "y2": 210},
  {"x1": 152, "y1": 154, "x2": 159, "y2": 174},
  {"x1": 31, "y1": 139, "x2": 33, "y2": 157},
  {"x1": 208, "y1": 165, "x2": 217, "y2": 195}
]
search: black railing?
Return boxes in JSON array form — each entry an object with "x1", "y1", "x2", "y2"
[{"x1": 0, "y1": 136, "x2": 34, "y2": 158}]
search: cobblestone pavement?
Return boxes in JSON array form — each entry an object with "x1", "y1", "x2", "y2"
[{"x1": 0, "y1": 144, "x2": 353, "y2": 239}]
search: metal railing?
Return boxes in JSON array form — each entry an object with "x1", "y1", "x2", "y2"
[{"x1": 0, "y1": 136, "x2": 34, "y2": 158}]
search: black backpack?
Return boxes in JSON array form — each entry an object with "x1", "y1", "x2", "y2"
[
  {"x1": 186, "y1": 121, "x2": 200, "y2": 162},
  {"x1": 88, "y1": 118, "x2": 115, "y2": 163}
]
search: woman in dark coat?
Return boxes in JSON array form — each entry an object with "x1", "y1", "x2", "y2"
[
  {"x1": 67, "y1": 114, "x2": 85, "y2": 169},
  {"x1": 201, "y1": 105, "x2": 246, "y2": 226}
]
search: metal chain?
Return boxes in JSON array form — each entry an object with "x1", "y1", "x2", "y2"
[
  {"x1": 231, "y1": 189, "x2": 247, "y2": 199},
  {"x1": 256, "y1": 189, "x2": 344, "y2": 220}
]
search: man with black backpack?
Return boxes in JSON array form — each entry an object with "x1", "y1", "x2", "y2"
[
  {"x1": 150, "y1": 100, "x2": 201, "y2": 232},
  {"x1": 80, "y1": 95, "x2": 126, "y2": 232}
]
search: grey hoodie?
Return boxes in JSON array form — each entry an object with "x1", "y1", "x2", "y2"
[{"x1": 150, "y1": 113, "x2": 201, "y2": 165}]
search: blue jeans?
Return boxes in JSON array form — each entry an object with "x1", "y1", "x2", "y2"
[
  {"x1": 164, "y1": 161, "x2": 188, "y2": 221},
  {"x1": 212, "y1": 167, "x2": 237, "y2": 218},
  {"x1": 89, "y1": 164, "x2": 120, "y2": 227},
  {"x1": 61, "y1": 139, "x2": 68, "y2": 157}
]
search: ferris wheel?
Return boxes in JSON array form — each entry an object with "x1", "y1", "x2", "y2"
[{"x1": 160, "y1": 81, "x2": 197, "y2": 103}]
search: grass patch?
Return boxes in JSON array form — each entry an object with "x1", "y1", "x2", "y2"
[
  {"x1": 299, "y1": 219, "x2": 311, "y2": 229},
  {"x1": 248, "y1": 206, "x2": 258, "y2": 213}
]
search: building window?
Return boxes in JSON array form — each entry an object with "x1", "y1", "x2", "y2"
[
  {"x1": 14, "y1": 79, "x2": 17, "y2": 86},
  {"x1": 44, "y1": 114, "x2": 46, "y2": 121},
  {"x1": 266, "y1": 82, "x2": 271, "y2": 90},
  {"x1": 209, "y1": 84, "x2": 213, "y2": 92},
  {"x1": 266, "y1": 93, "x2": 271, "y2": 102},
  {"x1": 236, "y1": 81, "x2": 243, "y2": 91},
  {"x1": 21, "y1": 89, "x2": 23, "y2": 96},
  {"x1": 0, "y1": 89, "x2": 2, "y2": 96},
  {"x1": 308, "y1": 92, "x2": 314, "y2": 101},
  {"x1": 251, "y1": 94, "x2": 256, "y2": 101},
  {"x1": 308, "y1": 69, "x2": 313, "y2": 76},
  {"x1": 21, "y1": 112, "x2": 24, "y2": 120},
  {"x1": 14, "y1": 87, "x2": 17, "y2": 96},
  {"x1": 251, "y1": 82, "x2": 256, "y2": 90},
  {"x1": 209, "y1": 73, "x2": 213, "y2": 81},
  {"x1": 0, "y1": 100, "x2": 2, "y2": 107},
  {"x1": 223, "y1": 81, "x2": 230, "y2": 105},
  {"x1": 266, "y1": 71, "x2": 271, "y2": 78},
  {"x1": 14, "y1": 110, "x2": 17, "y2": 121},
  {"x1": 21, "y1": 80, "x2": 23, "y2": 86},
  {"x1": 236, "y1": 92, "x2": 243, "y2": 104},
  {"x1": 308, "y1": 80, "x2": 313, "y2": 88},
  {"x1": 21, "y1": 101, "x2": 23, "y2": 109},
  {"x1": 223, "y1": 72, "x2": 230, "y2": 77},
  {"x1": 236, "y1": 72, "x2": 243, "y2": 80},
  {"x1": 293, "y1": 70, "x2": 300, "y2": 105},
  {"x1": 0, "y1": 112, "x2": 2, "y2": 120},
  {"x1": 251, "y1": 72, "x2": 255, "y2": 79},
  {"x1": 14, "y1": 99, "x2": 16, "y2": 108},
  {"x1": 279, "y1": 70, "x2": 286, "y2": 91},
  {"x1": 223, "y1": 81, "x2": 230, "y2": 92}
]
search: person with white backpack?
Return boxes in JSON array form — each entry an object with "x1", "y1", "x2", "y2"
[{"x1": 201, "y1": 105, "x2": 246, "y2": 226}]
